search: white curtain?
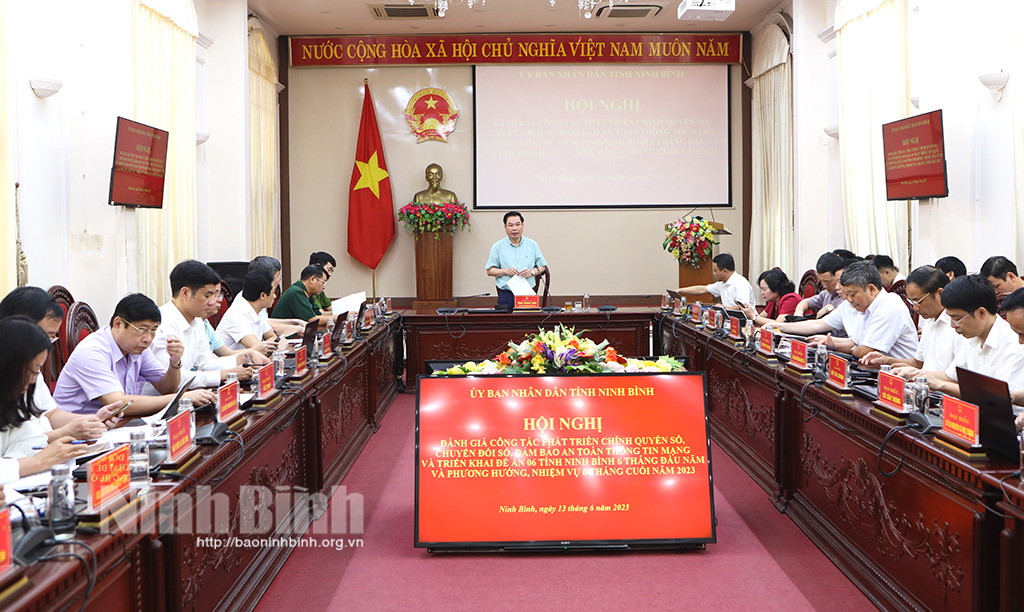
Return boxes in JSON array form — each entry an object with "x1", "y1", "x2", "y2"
[
  {"x1": 133, "y1": 0, "x2": 198, "y2": 304},
  {"x1": 0, "y1": 1, "x2": 18, "y2": 292},
  {"x1": 248, "y1": 26, "x2": 281, "y2": 259},
  {"x1": 749, "y1": 23, "x2": 794, "y2": 279},
  {"x1": 1013, "y1": 37, "x2": 1024, "y2": 267},
  {"x1": 835, "y1": 0, "x2": 911, "y2": 269}
]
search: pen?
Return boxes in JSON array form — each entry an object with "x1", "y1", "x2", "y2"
[{"x1": 33, "y1": 440, "x2": 98, "y2": 450}]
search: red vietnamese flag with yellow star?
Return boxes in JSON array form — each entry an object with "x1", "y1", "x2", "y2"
[{"x1": 348, "y1": 82, "x2": 395, "y2": 269}]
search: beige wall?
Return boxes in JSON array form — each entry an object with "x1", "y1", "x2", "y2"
[{"x1": 286, "y1": 63, "x2": 747, "y2": 300}]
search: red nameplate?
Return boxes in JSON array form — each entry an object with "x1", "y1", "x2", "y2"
[
  {"x1": 877, "y1": 372, "x2": 906, "y2": 411},
  {"x1": 364, "y1": 307, "x2": 374, "y2": 328},
  {"x1": 758, "y1": 327, "x2": 773, "y2": 355},
  {"x1": 691, "y1": 303, "x2": 702, "y2": 323},
  {"x1": 296, "y1": 345, "x2": 308, "y2": 376},
  {"x1": 88, "y1": 444, "x2": 130, "y2": 511},
  {"x1": 790, "y1": 339, "x2": 808, "y2": 369},
  {"x1": 258, "y1": 364, "x2": 274, "y2": 398},
  {"x1": 827, "y1": 354, "x2": 848, "y2": 389},
  {"x1": 706, "y1": 308, "x2": 716, "y2": 328},
  {"x1": 672, "y1": 298, "x2": 681, "y2": 316},
  {"x1": 515, "y1": 295, "x2": 540, "y2": 309},
  {"x1": 729, "y1": 316, "x2": 741, "y2": 340},
  {"x1": 322, "y1": 329, "x2": 332, "y2": 355},
  {"x1": 167, "y1": 409, "x2": 194, "y2": 463},
  {"x1": 0, "y1": 507, "x2": 10, "y2": 573},
  {"x1": 942, "y1": 395, "x2": 980, "y2": 446},
  {"x1": 218, "y1": 380, "x2": 240, "y2": 422}
]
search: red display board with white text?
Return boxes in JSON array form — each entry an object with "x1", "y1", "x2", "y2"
[
  {"x1": 416, "y1": 373, "x2": 715, "y2": 551},
  {"x1": 108, "y1": 117, "x2": 169, "y2": 208},
  {"x1": 882, "y1": 110, "x2": 948, "y2": 200}
]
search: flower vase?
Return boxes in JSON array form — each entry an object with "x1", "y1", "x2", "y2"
[{"x1": 414, "y1": 231, "x2": 454, "y2": 302}]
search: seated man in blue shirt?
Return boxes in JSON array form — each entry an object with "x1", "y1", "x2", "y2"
[{"x1": 486, "y1": 211, "x2": 547, "y2": 310}]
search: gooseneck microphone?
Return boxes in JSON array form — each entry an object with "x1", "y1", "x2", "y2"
[
  {"x1": 436, "y1": 292, "x2": 492, "y2": 315},
  {"x1": 598, "y1": 294, "x2": 655, "y2": 313}
]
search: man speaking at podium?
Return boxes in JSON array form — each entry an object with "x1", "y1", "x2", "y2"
[{"x1": 486, "y1": 211, "x2": 547, "y2": 311}]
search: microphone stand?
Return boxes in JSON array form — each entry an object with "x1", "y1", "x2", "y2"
[
  {"x1": 598, "y1": 294, "x2": 655, "y2": 313},
  {"x1": 436, "y1": 292, "x2": 492, "y2": 315}
]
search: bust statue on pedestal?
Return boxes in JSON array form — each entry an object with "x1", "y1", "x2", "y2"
[{"x1": 413, "y1": 163, "x2": 458, "y2": 204}]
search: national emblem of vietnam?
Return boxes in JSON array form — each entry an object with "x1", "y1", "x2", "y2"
[{"x1": 404, "y1": 88, "x2": 460, "y2": 143}]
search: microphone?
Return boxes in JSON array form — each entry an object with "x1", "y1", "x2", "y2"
[
  {"x1": 597, "y1": 294, "x2": 655, "y2": 313},
  {"x1": 436, "y1": 292, "x2": 491, "y2": 315}
]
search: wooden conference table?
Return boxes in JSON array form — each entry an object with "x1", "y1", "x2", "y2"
[
  {"x1": 0, "y1": 315, "x2": 403, "y2": 612},
  {"x1": 654, "y1": 311, "x2": 1020, "y2": 612},
  {"x1": 400, "y1": 306, "x2": 655, "y2": 388}
]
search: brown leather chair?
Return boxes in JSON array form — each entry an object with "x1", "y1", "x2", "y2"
[
  {"x1": 208, "y1": 280, "x2": 234, "y2": 329},
  {"x1": 47, "y1": 285, "x2": 75, "y2": 369},
  {"x1": 536, "y1": 268, "x2": 551, "y2": 308},
  {"x1": 66, "y1": 301, "x2": 100, "y2": 356},
  {"x1": 798, "y1": 270, "x2": 822, "y2": 299}
]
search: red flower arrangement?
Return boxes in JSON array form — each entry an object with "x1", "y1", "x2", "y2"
[{"x1": 397, "y1": 201, "x2": 470, "y2": 239}]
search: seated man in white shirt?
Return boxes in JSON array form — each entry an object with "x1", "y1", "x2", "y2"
[
  {"x1": 675, "y1": 253, "x2": 756, "y2": 308},
  {"x1": 871, "y1": 254, "x2": 905, "y2": 290},
  {"x1": 861, "y1": 266, "x2": 962, "y2": 371},
  {"x1": 248, "y1": 255, "x2": 306, "y2": 338},
  {"x1": 892, "y1": 275, "x2": 1024, "y2": 399},
  {"x1": 773, "y1": 261, "x2": 919, "y2": 360},
  {"x1": 1000, "y1": 289, "x2": 1024, "y2": 425},
  {"x1": 216, "y1": 268, "x2": 287, "y2": 354},
  {"x1": 149, "y1": 260, "x2": 266, "y2": 390}
]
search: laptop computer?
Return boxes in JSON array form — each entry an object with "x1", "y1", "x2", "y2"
[
  {"x1": 955, "y1": 367, "x2": 1020, "y2": 462},
  {"x1": 136, "y1": 377, "x2": 196, "y2": 425}
]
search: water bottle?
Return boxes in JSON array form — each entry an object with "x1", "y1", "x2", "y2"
[
  {"x1": 273, "y1": 351, "x2": 285, "y2": 378},
  {"x1": 225, "y1": 372, "x2": 238, "y2": 385},
  {"x1": 743, "y1": 321, "x2": 754, "y2": 348},
  {"x1": 129, "y1": 431, "x2": 151, "y2": 493},
  {"x1": 46, "y1": 464, "x2": 76, "y2": 540},
  {"x1": 326, "y1": 317, "x2": 336, "y2": 339},
  {"x1": 815, "y1": 345, "x2": 828, "y2": 374},
  {"x1": 583, "y1": 293, "x2": 591, "y2": 312},
  {"x1": 914, "y1": 375, "x2": 930, "y2": 413},
  {"x1": 880, "y1": 364, "x2": 892, "y2": 373}
]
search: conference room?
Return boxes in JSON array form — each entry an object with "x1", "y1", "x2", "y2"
[{"x1": 2, "y1": 0, "x2": 1023, "y2": 611}]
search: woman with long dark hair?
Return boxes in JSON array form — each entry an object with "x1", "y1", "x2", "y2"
[{"x1": 0, "y1": 316, "x2": 91, "y2": 481}]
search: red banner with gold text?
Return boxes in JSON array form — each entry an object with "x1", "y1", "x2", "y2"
[
  {"x1": 416, "y1": 373, "x2": 714, "y2": 548},
  {"x1": 292, "y1": 33, "x2": 741, "y2": 67}
]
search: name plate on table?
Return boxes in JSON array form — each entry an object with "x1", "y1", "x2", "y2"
[
  {"x1": 217, "y1": 380, "x2": 240, "y2": 423},
  {"x1": 758, "y1": 328, "x2": 773, "y2": 356},
  {"x1": 363, "y1": 308, "x2": 374, "y2": 329},
  {"x1": 515, "y1": 295, "x2": 540, "y2": 309},
  {"x1": 826, "y1": 354, "x2": 850, "y2": 392},
  {"x1": 322, "y1": 329, "x2": 332, "y2": 356},
  {"x1": 941, "y1": 395, "x2": 980, "y2": 446},
  {"x1": 87, "y1": 444, "x2": 130, "y2": 512},
  {"x1": 672, "y1": 298, "x2": 682, "y2": 316},
  {"x1": 257, "y1": 364, "x2": 274, "y2": 399},
  {"x1": 167, "y1": 409, "x2": 195, "y2": 463},
  {"x1": 789, "y1": 339, "x2": 809, "y2": 370},
  {"x1": 295, "y1": 345, "x2": 308, "y2": 377},
  {"x1": 0, "y1": 507, "x2": 10, "y2": 573},
  {"x1": 876, "y1": 372, "x2": 907, "y2": 412},
  {"x1": 691, "y1": 303, "x2": 702, "y2": 324},
  {"x1": 706, "y1": 308, "x2": 717, "y2": 329},
  {"x1": 729, "y1": 316, "x2": 741, "y2": 341}
]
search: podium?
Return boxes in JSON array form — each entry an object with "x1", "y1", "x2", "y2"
[
  {"x1": 671, "y1": 221, "x2": 731, "y2": 304},
  {"x1": 413, "y1": 231, "x2": 453, "y2": 309}
]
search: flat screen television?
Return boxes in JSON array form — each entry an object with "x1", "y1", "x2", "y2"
[
  {"x1": 416, "y1": 372, "x2": 716, "y2": 552},
  {"x1": 881, "y1": 109, "x2": 949, "y2": 200},
  {"x1": 108, "y1": 117, "x2": 169, "y2": 208}
]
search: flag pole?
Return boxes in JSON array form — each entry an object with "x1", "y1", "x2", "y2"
[{"x1": 372, "y1": 269, "x2": 377, "y2": 300}]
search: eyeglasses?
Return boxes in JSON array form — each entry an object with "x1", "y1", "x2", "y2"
[
  {"x1": 123, "y1": 319, "x2": 158, "y2": 337},
  {"x1": 907, "y1": 291, "x2": 931, "y2": 307},
  {"x1": 950, "y1": 311, "x2": 973, "y2": 328}
]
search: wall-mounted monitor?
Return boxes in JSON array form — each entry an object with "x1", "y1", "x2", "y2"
[
  {"x1": 882, "y1": 110, "x2": 948, "y2": 200},
  {"x1": 108, "y1": 117, "x2": 169, "y2": 208}
]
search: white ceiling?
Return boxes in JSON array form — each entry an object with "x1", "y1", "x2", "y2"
[{"x1": 246, "y1": 0, "x2": 784, "y2": 37}]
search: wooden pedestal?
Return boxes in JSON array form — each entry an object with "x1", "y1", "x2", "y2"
[
  {"x1": 678, "y1": 260, "x2": 714, "y2": 303},
  {"x1": 414, "y1": 231, "x2": 453, "y2": 301}
]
